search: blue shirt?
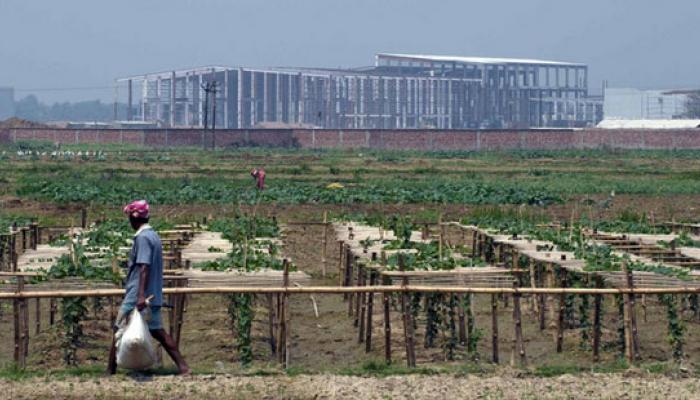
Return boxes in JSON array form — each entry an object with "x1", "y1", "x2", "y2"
[{"x1": 123, "y1": 226, "x2": 164, "y2": 308}]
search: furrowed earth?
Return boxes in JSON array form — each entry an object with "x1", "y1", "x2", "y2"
[{"x1": 2, "y1": 142, "x2": 700, "y2": 399}]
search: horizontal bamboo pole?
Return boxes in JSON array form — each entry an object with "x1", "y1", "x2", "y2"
[
  {"x1": 0, "y1": 272, "x2": 43, "y2": 277},
  {"x1": 283, "y1": 222, "x2": 332, "y2": 227},
  {"x1": 3, "y1": 285, "x2": 700, "y2": 299}
]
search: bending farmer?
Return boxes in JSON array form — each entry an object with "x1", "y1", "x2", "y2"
[
  {"x1": 251, "y1": 168, "x2": 266, "y2": 190},
  {"x1": 108, "y1": 200, "x2": 191, "y2": 375}
]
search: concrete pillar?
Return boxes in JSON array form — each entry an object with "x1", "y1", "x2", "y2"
[
  {"x1": 251, "y1": 72, "x2": 257, "y2": 126},
  {"x1": 170, "y1": 71, "x2": 176, "y2": 127},
  {"x1": 141, "y1": 76, "x2": 148, "y2": 122},
  {"x1": 237, "y1": 68, "x2": 244, "y2": 128},
  {"x1": 288, "y1": 74, "x2": 293, "y2": 124},
  {"x1": 448, "y1": 80, "x2": 453, "y2": 129},
  {"x1": 276, "y1": 73, "x2": 282, "y2": 122},
  {"x1": 297, "y1": 73, "x2": 304, "y2": 124},
  {"x1": 198, "y1": 74, "x2": 204, "y2": 128},
  {"x1": 224, "y1": 70, "x2": 229, "y2": 129},
  {"x1": 156, "y1": 77, "x2": 162, "y2": 124},
  {"x1": 127, "y1": 79, "x2": 133, "y2": 121},
  {"x1": 184, "y1": 73, "x2": 191, "y2": 127},
  {"x1": 262, "y1": 72, "x2": 268, "y2": 122}
]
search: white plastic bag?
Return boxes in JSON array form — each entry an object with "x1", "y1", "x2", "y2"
[{"x1": 116, "y1": 309, "x2": 157, "y2": 370}]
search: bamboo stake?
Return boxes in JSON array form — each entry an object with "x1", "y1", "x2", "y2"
[
  {"x1": 438, "y1": 214, "x2": 444, "y2": 260},
  {"x1": 529, "y1": 259, "x2": 539, "y2": 314},
  {"x1": 399, "y1": 254, "x2": 416, "y2": 367},
  {"x1": 168, "y1": 280, "x2": 176, "y2": 337},
  {"x1": 355, "y1": 264, "x2": 363, "y2": 328},
  {"x1": 383, "y1": 276, "x2": 392, "y2": 364},
  {"x1": 556, "y1": 269, "x2": 567, "y2": 353},
  {"x1": 21, "y1": 278, "x2": 29, "y2": 363},
  {"x1": 458, "y1": 294, "x2": 466, "y2": 345},
  {"x1": 13, "y1": 276, "x2": 23, "y2": 367},
  {"x1": 35, "y1": 298, "x2": 40, "y2": 335},
  {"x1": 621, "y1": 260, "x2": 640, "y2": 362},
  {"x1": 357, "y1": 266, "x2": 366, "y2": 338},
  {"x1": 175, "y1": 279, "x2": 186, "y2": 347},
  {"x1": 547, "y1": 263, "x2": 556, "y2": 328},
  {"x1": 283, "y1": 260, "x2": 291, "y2": 368},
  {"x1": 81, "y1": 208, "x2": 87, "y2": 229},
  {"x1": 30, "y1": 222, "x2": 38, "y2": 250},
  {"x1": 347, "y1": 251, "x2": 354, "y2": 316},
  {"x1": 267, "y1": 293, "x2": 276, "y2": 355},
  {"x1": 365, "y1": 271, "x2": 376, "y2": 353},
  {"x1": 476, "y1": 233, "x2": 482, "y2": 258},
  {"x1": 109, "y1": 296, "x2": 115, "y2": 327},
  {"x1": 466, "y1": 293, "x2": 476, "y2": 356},
  {"x1": 321, "y1": 211, "x2": 328, "y2": 277},
  {"x1": 275, "y1": 293, "x2": 283, "y2": 360},
  {"x1": 276, "y1": 278, "x2": 286, "y2": 363},
  {"x1": 593, "y1": 277, "x2": 603, "y2": 362},
  {"x1": 538, "y1": 262, "x2": 546, "y2": 331},
  {"x1": 337, "y1": 241, "x2": 345, "y2": 287},
  {"x1": 491, "y1": 293, "x2": 499, "y2": 364},
  {"x1": 10, "y1": 233, "x2": 17, "y2": 272},
  {"x1": 512, "y1": 281, "x2": 526, "y2": 366},
  {"x1": 242, "y1": 236, "x2": 248, "y2": 271},
  {"x1": 50, "y1": 298, "x2": 56, "y2": 325}
]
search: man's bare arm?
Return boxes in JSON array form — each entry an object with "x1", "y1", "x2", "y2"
[{"x1": 136, "y1": 264, "x2": 149, "y2": 311}]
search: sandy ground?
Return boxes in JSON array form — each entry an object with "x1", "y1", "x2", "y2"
[{"x1": 3, "y1": 372, "x2": 700, "y2": 399}]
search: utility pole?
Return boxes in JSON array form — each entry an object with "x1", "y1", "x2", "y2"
[
  {"x1": 200, "y1": 80, "x2": 219, "y2": 149},
  {"x1": 201, "y1": 82, "x2": 213, "y2": 130},
  {"x1": 211, "y1": 81, "x2": 219, "y2": 131}
]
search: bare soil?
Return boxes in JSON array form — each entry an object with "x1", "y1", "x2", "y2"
[
  {"x1": 2, "y1": 206, "x2": 700, "y2": 399},
  {"x1": 2, "y1": 371, "x2": 700, "y2": 399},
  {"x1": 4, "y1": 219, "x2": 700, "y2": 373}
]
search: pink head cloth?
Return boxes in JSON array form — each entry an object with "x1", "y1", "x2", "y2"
[{"x1": 123, "y1": 200, "x2": 150, "y2": 219}]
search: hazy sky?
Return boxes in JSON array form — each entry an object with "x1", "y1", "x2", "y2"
[{"x1": 1, "y1": 0, "x2": 698, "y2": 103}]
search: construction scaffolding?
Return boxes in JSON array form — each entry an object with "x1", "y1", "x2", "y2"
[{"x1": 117, "y1": 53, "x2": 602, "y2": 129}]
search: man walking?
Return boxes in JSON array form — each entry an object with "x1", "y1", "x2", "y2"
[{"x1": 108, "y1": 200, "x2": 190, "y2": 375}]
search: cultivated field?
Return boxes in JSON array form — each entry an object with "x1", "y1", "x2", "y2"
[{"x1": 3, "y1": 141, "x2": 700, "y2": 399}]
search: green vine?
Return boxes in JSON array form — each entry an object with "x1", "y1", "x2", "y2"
[
  {"x1": 659, "y1": 294, "x2": 685, "y2": 362},
  {"x1": 440, "y1": 295, "x2": 458, "y2": 361},
  {"x1": 615, "y1": 294, "x2": 625, "y2": 357},
  {"x1": 423, "y1": 294, "x2": 440, "y2": 348},
  {"x1": 61, "y1": 297, "x2": 87, "y2": 366},
  {"x1": 205, "y1": 215, "x2": 283, "y2": 367},
  {"x1": 463, "y1": 294, "x2": 481, "y2": 358},
  {"x1": 38, "y1": 238, "x2": 120, "y2": 366},
  {"x1": 410, "y1": 293, "x2": 421, "y2": 331},
  {"x1": 387, "y1": 215, "x2": 414, "y2": 248},
  {"x1": 227, "y1": 293, "x2": 255, "y2": 366},
  {"x1": 690, "y1": 294, "x2": 699, "y2": 320},
  {"x1": 578, "y1": 294, "x2": 591, "y2": 350}
]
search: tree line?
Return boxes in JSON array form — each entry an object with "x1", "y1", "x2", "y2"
[{"x1": 14, "y1": 95, "x2": 134, "y2": 122}]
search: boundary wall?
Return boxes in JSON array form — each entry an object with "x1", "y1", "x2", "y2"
[{"x1": 2, "y1": 128, "x2": 700, "y2": 151}]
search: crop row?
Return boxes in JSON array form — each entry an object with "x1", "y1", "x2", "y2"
[{"x1": 18, "y1": 176, "x2": 562, "y2": 206}]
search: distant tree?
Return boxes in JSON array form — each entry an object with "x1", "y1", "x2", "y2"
[
  {"x1": 14, "y1": 95, "x2": 47, "y2": 121},
  {"x1": 685, "y1": 91, "x2": 700, "y2": 118},
  {"x1": 14, "y1": 95, "x2": 132, "y2": 122}
]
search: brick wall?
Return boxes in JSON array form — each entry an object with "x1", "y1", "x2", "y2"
[
  {"x1": 0, "y1": 129, "x2": 10, "y2": 144},
  {"x1": 4, "y1": 127, "x2": 700, "y2": 151}
]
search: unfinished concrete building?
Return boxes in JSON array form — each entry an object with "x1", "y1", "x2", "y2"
[{"x1": 117, "y1": 53, "x2": 602, "y2": 129}]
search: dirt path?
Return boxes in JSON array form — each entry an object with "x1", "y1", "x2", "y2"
[{"x1": 2, "y1": 372, "x2": 698, "y2": 399}]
